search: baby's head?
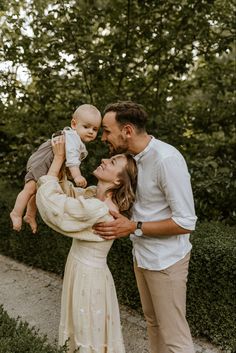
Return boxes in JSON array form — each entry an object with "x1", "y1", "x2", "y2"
[{"x1": 71, "y1": 104, "x2": 102, "y2": 143}]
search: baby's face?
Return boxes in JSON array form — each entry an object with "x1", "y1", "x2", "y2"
[{"x1": 71, "y1": 114, "x2": 101, "y2": 142}]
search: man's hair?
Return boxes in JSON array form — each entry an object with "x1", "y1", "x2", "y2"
[{"x1": 103, "y1": 101, "x2": 148, "y2": 132}]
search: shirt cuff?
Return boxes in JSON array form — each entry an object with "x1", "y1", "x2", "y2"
[{"x1": 172, "y1": 216, "x2": 197, "y2": 231}]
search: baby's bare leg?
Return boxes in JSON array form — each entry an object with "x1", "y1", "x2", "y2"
[
  {"x1": 23, "y1": 195, "x2": 37, "y2": 233},
  {"x1": 10, "y1": 180, "x2": 36, "y2": 232}
]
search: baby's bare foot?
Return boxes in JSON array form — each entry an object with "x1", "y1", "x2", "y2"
[
  {"x1": 23, "y1": 214, "x2": 37, "y2": 234},
  {"x1": 10, "y1": 211, "x2": 22, "y2": 232}
]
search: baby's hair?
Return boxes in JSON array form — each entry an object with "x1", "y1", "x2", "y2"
[{"x1": 73, "y1": 104, "x2": 101, "y2": 121}]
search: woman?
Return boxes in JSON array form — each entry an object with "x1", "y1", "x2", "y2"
[{"x1": 36, "y1": 136, "x2": 137, "y2": 353}]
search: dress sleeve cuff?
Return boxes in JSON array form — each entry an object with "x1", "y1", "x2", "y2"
[{"x1": 37, "y1": 175, "x2": 59, "y2": 188}]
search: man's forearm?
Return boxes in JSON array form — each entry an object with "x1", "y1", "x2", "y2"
[
  {"x1": 140, "y1": 218, "x2": 190, "y2": 237},
  {"x1": 94, "y1": 214, "x2": 191, "y2": 240}
]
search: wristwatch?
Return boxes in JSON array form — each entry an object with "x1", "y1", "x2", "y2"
[{"x1": 134, "y1": 221, "x2": 143, "y2": 237}]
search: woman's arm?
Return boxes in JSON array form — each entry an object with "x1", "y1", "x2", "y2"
[
  {"x1": 48, "y1": 135, "x2": 65, "y2": 177},
  {"x1": 36, "y1": 135, "x2": 110, "y2": 240},
  {"x1": 36, "y1": 176, "x2": 108, "y2": 241}
]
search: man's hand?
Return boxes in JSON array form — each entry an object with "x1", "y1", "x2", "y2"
[{"x1": 93, "y1": 210, "x2": 136, "y2": 240}]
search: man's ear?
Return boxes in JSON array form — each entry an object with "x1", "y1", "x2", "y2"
[{"x1": 122, "y1": 124, "x2": 134, "y2": 137}]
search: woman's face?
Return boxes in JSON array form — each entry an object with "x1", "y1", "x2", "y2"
[{"x1": 93, "y1": 154, "x2": 127, "y2": 185}]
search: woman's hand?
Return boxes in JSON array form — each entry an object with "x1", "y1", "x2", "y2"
[
  {"x1": 48, "y1": 135, "x2": 65, "y2": 177},
  {"x1": 51, "y1": 134, "x2": 66, "y2": 160}
]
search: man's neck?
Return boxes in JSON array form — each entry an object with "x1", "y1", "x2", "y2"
[{"x1": 128, "y1": 133, "x2": 152, "y2": 155}]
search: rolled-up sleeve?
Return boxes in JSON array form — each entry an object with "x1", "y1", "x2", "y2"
[{"x1": 158, "y1": 155, "x2": 197, "y2": 231}]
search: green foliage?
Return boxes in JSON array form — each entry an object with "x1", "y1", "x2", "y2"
[
  {"x1": 187, "y1": 222, "x2": 236, "y2": 352},
  {"x1": 0, "y1": 180, "x2": 71, "y2": 275},
  {"x1": 0, "y1": 305, "x2": 67, "y2": 353},
  {"x1": 167, "y1": 52, "x2": 236, "y2": 223},
  {"x1": 0, "y1": 0, "x2": 235, "y2": 223},
  {"x1": 108, "y1": 236, "x2": 140, "y2": 308}
]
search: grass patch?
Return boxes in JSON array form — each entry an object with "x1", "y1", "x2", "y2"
[{"x1": 0, "y1": 305, "x2": 67, "y2": 353}]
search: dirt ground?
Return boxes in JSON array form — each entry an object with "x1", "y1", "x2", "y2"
[{"x1": 0, "y1": 254, "x2": 224, "y2": 353}]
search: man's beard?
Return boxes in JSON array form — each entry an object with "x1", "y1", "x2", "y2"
[{"x1": 107, "y1": 139, "x2": 129, "y2": 156}]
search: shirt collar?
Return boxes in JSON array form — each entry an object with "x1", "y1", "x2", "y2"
[{"x1": 133, "y1": 136, "x2": 155, "y2": 162}]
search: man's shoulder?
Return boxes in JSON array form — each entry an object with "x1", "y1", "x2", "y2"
[{"x1": 150, "y1": 138, "x2": 182, "y2": 160}]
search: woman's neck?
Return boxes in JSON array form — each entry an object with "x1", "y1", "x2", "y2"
[
  {"x1": 96, "y1": 182, "x2": 112, "y2": 201},
  {"x1": 96, "y1": 181, "x2": 119, "y2": 213}
]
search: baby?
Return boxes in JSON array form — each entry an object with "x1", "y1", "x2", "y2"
[{"x1": 10, "y1": 104, "x2": 101, "y2": 233}]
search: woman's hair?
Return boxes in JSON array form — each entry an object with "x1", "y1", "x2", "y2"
[{"x1": 107, "y1": 154, "x2": 138, "y2": 218}]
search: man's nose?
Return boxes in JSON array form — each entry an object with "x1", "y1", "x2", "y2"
[{"x1": 101, "y1": 132, "x2": 106, "y2": 141}]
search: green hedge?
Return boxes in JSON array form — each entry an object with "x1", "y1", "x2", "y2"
[
  {"x1": 0, "y1": 181, "x2": 235, "y2": 352},
  {"x1": 187, "y1": 223, "x2": 236, "y2": 352},
  {"x1": 0, "y1": 305, "x2": 67, "y2": 353}
]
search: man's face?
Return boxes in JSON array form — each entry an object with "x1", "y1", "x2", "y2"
[{"x1": 101, "y1": 112, "x2": 129, "y2": 155}]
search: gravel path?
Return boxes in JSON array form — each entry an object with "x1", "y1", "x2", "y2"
[{"x1": 0, "y1": 254, "x2": 224, "y2": 353}]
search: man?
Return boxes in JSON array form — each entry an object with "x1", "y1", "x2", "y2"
[{"x1": 94, "y1": 101, "x2": 197, "y2": 353}]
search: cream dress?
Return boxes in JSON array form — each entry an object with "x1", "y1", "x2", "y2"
[{"x1": 36, "y1": 176, "x2": 126, "y2": 353}]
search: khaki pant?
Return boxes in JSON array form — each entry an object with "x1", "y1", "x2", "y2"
[{"x1": 134, "y1": 253, "x2": 195, "y2": 353}]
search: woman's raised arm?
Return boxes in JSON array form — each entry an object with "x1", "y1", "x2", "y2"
[{"x1": 48, "y1": 135, "x2": 66, "y2": 177}]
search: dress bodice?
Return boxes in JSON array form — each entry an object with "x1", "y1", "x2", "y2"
[{"x1": 70, "y1": 238, "x2": 114, "y2": 268}]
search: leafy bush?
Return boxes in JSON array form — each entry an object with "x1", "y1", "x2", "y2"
[
  {"x1": 0, "y1": 180, "x2": 71, "y2": 276},
  {"x1": 0, "y1": 305, "x2": 67, "y2": 353},
  {"x1": 0, "y1": 0, "x2": 235, "y2": 225},
  {"x1": 187, "y1": 222, "x2": 236, "y2": 352},
  {"x1": 108, "y1": 237, "x2": 140, "y2": 308}
]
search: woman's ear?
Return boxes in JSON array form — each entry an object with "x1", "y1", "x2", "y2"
[{"x1": 114, "y1": 178, "x2": 121, "y2": 186}]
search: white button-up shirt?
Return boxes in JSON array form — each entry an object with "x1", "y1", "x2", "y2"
[{"x1": 130, "y1": 137, "x2": 197, "y2": 270}]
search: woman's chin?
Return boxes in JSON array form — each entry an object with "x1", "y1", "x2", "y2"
[{"x1": 92, "y1": 170, "x2": 99, "y2": 178}]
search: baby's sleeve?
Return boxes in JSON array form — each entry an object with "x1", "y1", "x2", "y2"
[{"x1": 64, "y1": 129, "x2": 82, "y2": 168}]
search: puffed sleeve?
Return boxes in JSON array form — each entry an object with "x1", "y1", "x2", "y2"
[{"x1": 36, "y1": 175, "x2": 110, "y2": 241}]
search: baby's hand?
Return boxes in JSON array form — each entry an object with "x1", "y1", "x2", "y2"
[{"x1": 74, "y1": 176, "x2": 87, "y2": 188}]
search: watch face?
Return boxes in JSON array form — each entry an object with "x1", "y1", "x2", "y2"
[{"x1": 134, "y1": 228, "x2": 143, "y2": 236}]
